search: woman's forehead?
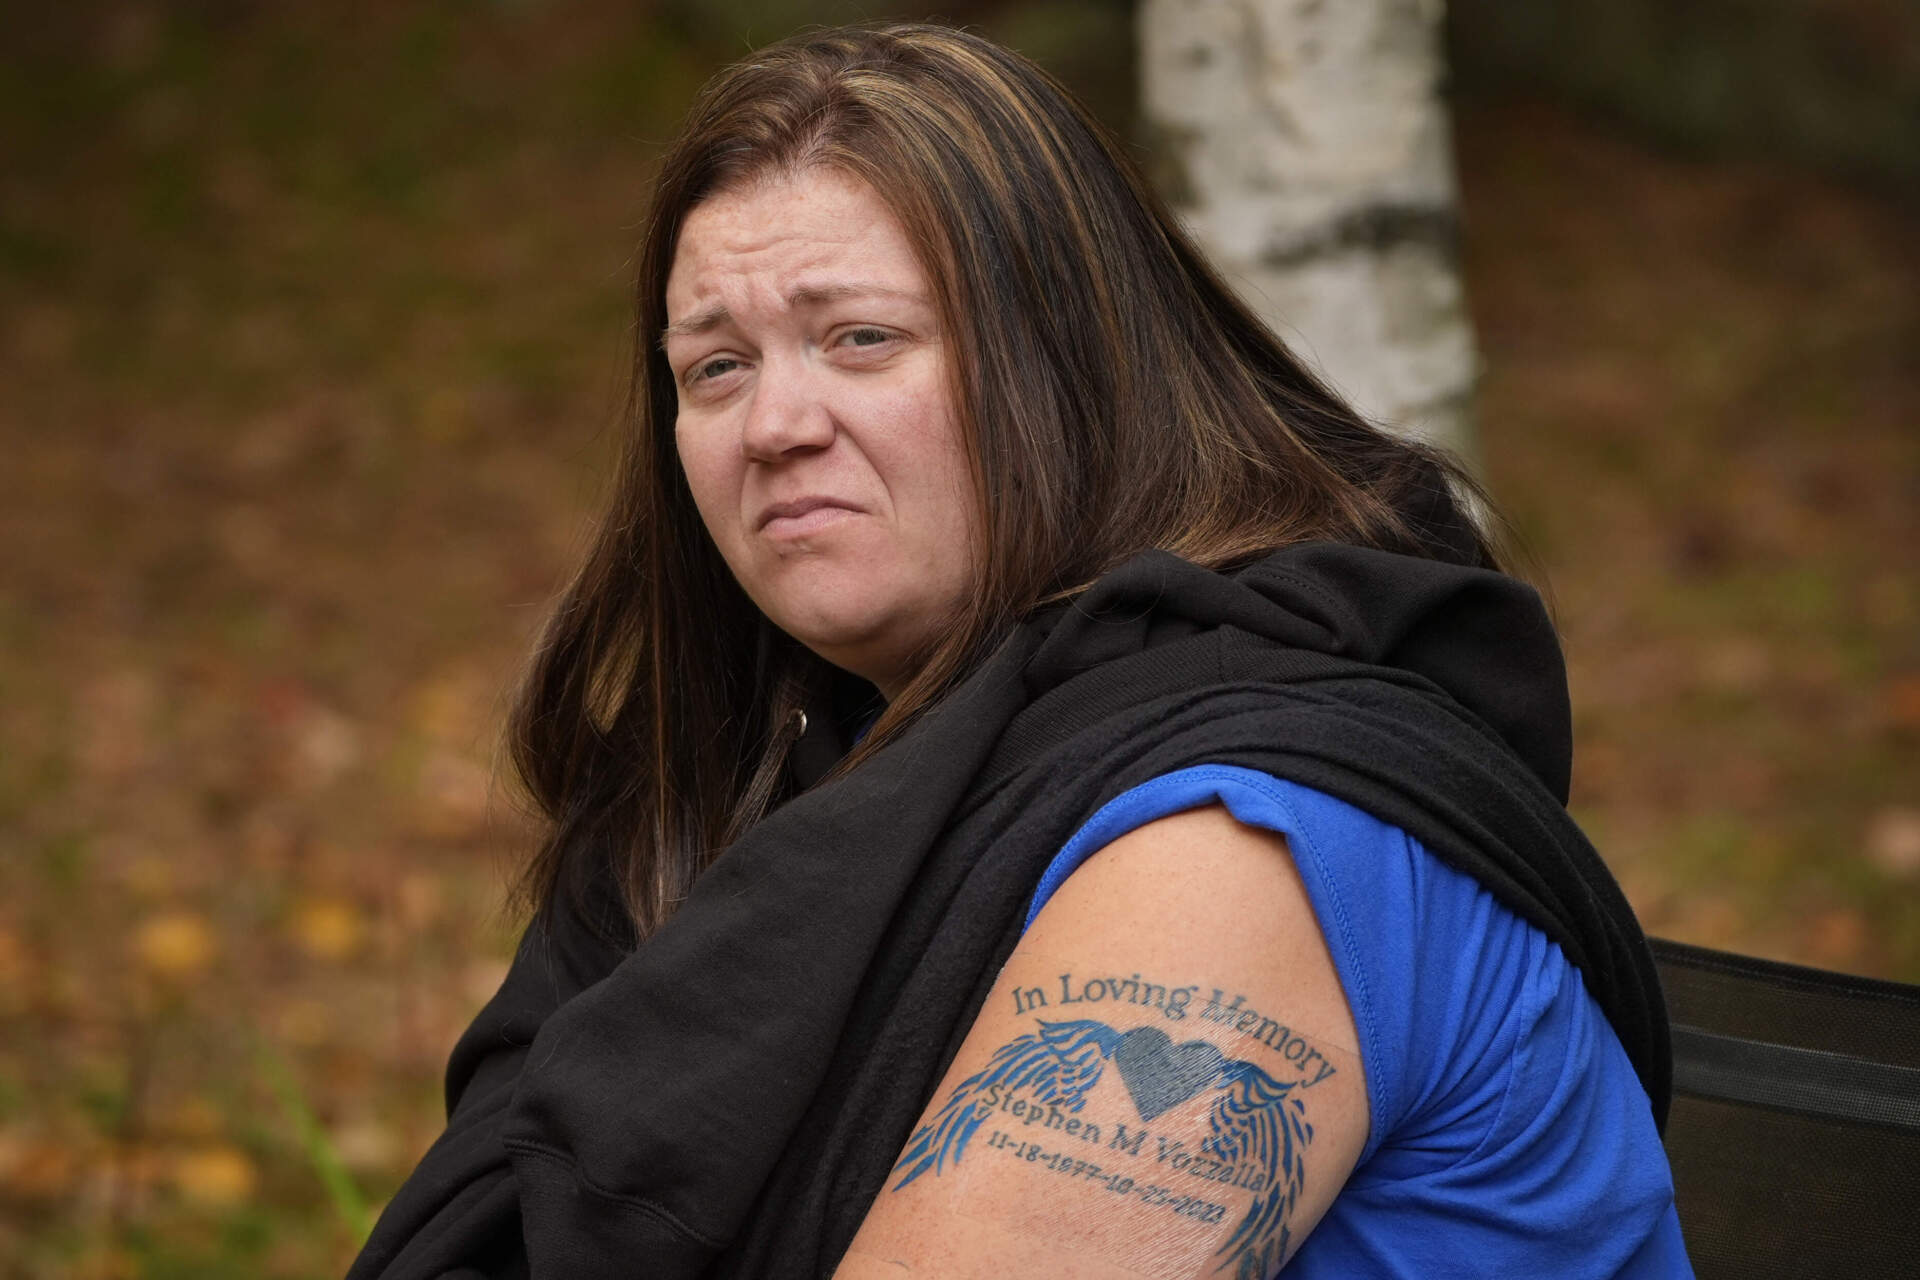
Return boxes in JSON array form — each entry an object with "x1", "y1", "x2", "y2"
[{"x1": 663, "y1": 169, "x2": 928, "y2": 320}]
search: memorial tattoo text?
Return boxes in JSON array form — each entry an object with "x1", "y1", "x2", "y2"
[{"x1": 890, "y1": 971, "x2": 1339, "y2": 1279}]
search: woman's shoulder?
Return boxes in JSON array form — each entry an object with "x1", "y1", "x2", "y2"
[
  {"x1": 1019, "y1": 767, "x2": 1685, "y2": 1274},
  {"x1": 1029, "y1": 766, "x2": 1661, "y2": 1133}
]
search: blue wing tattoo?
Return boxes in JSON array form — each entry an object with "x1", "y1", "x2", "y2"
[
  {"x1": 1203, "y1": 1059, "x2": 1313, "y2": 1278},
  {"x1": 889, "y1": 1017, "x2": 1317, "y2": 1280},
  {"x1": 890, "y1": 1019, "x2": 1123, "y2": 1188}
]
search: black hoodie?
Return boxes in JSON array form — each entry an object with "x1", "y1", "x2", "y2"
[{"x1": 348, "y1": 542, "x2": 1668, "y2": 1280}]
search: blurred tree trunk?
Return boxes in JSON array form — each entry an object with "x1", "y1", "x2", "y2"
[{"x1": 1140, "y1": 0, "x2": 1480, "y2": 467}]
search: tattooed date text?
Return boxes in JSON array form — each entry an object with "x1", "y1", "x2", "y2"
[{"x1": 983, "y1": 1130, "x2": 1229, "y2": 1226}]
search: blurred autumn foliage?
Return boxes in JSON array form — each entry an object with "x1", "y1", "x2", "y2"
[{"x1": 1, "y1": 1, "x2": 1914, "y2": 1276}]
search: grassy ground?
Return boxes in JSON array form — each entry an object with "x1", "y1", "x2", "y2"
[{"x1": 2, "y1": 4, "x2": 1914, "y2": 1275}]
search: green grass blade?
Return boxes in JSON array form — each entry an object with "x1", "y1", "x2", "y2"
[{"x1": 256, "y1": 1038, "x2": 374, "y2": 1243}]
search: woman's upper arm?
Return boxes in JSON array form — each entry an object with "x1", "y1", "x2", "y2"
[{"x1": 835, "y1": 803, "x2": 1370, "y2": 1280}]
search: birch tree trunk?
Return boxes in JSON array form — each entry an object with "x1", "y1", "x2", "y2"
[{"x1": 1140, "y1": 0, "x2": 1480, "y2": 466}]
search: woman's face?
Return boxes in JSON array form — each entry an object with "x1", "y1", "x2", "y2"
[{"x1": 664, "y1": 167, "x2": 982, "y2": 700}]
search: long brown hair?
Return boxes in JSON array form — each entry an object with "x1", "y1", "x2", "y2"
[{"x1": 506, "y1": 22, "x2": 1502, "y2": 944}]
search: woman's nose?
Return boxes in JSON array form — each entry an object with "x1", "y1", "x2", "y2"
[{"x1": 740, "y1": 360, "x2": 835, "y2": 461}]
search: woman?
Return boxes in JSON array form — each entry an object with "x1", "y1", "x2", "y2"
[{"x1": 351, "y1": 23, "x2": 1688, "y2": 1280}]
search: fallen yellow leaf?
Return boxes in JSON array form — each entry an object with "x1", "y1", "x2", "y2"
[
  {"x1": 167, "y1": 1144, "x2": 257, "y2": 1207},
  {"x1": 133, "y1": 913, "x2": 217, "y2": 981},
  {"x1": 290, "y1": 897, "x2": 364, "y2": 962}
]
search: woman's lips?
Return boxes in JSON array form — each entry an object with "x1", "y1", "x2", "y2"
[{"x1": 757, "y1": 497, "x2": 861, "y2": 536}]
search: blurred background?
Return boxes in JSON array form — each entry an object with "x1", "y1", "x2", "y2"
[{"x1": 2, "y1": 0, "x2": 1914, "y2": 1274}]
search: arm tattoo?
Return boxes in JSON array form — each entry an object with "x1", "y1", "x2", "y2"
[{"x1": 890, "y1": 992, "x2": 1332, "y2": 1280}]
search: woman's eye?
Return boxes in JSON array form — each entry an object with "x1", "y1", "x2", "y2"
[
  {"x1": 839, "y1": 326, "x2": 892, "y2": 348},
  {"x1": 691, "y1": 357, "x2": 740, "y2": 382}
]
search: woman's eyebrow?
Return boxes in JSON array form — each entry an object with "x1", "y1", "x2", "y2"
[
  {"x1": 661, "y1": 284, "x2": 928, "y2": 346},
  {"x1": 661, "y1": 305, "x2": 730, "y2": 345}
]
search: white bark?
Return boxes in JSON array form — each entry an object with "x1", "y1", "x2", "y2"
[{"x1": 1140, "y1": 0, "x2": 1480, "y2": 465}]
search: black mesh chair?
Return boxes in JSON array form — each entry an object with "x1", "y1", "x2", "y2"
[{"x1": 1653, "y1": 938, "x2": 1920, "y2": 1277}]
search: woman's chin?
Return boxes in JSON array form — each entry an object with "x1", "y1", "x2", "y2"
[
  {"x1": 768, "y1": 601, "x2": 892, "y2": 662},
  {"x1": 747, "y1": 557, "x2": 970, "y2": 693},
  {"x1": 766, "y1": 599, "x2": 930, "y2": 692}
]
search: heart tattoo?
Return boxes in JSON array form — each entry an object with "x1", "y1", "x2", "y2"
[{"x1": 1113, "y1": 1026, "x2": 1228, "y2": 1121}]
